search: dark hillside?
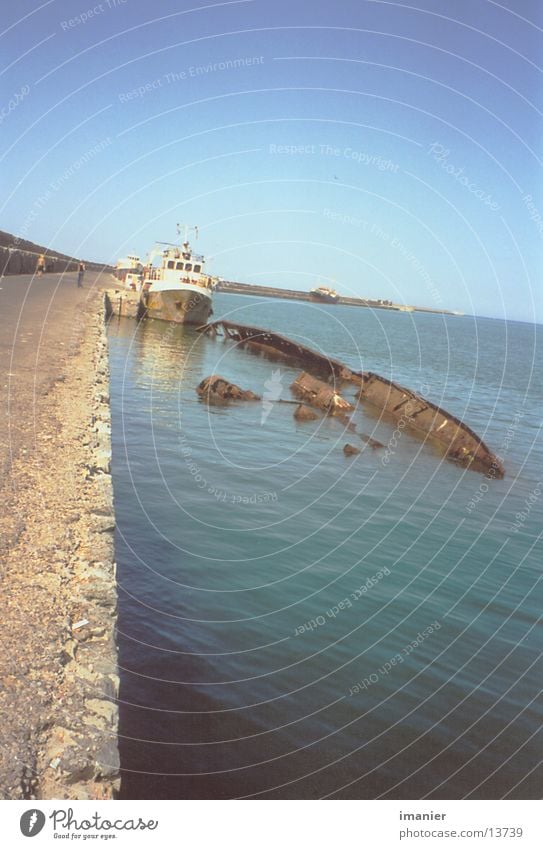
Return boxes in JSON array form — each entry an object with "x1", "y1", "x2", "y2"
[{"x1": 0, "y1": 229, "x2": 112, "y2": 275}]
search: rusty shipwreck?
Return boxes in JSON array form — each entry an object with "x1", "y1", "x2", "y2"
[{"x1": 199, "y1": 319, "x2": 505, "y2": 478}]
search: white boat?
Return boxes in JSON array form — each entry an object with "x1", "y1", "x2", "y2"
[
  {"x1": 115, "y1": 254, "x2": 142, "y2": 281},
  {"x1": 124, "y1": 271, "x2": 141, "y2": 291},
  {"x1": 140, "y1": 227, "x2": 214, "y2": 325}
]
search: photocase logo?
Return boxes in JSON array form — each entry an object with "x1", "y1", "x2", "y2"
[
  {"x1": 20, "y1": 810, "x2": 46, "y2": 837},
  {"x1": 261, "y1": 369, "x2": 283, "y2": 425}
]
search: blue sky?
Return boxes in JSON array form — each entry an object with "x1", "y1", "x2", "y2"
[{"x1": 1, "y1": 0, "x2": 542, "y2": 321}]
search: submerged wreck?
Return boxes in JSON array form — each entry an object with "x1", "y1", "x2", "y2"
[
  {"x1": 197, "y1": 375, "x2": 260, "y2": 404},
  {"x1": 291, "y1": 372, "x2": 354, "y2": 416},
  {"x1": 199, "y1": 319, "x2": 505, "y2": 477},
  {"x1": 199, "y1": 319, "x2": 361, "y2": 382},
  {"x1": 358, "y1": 373, "x2": 504, "y2": 476}
]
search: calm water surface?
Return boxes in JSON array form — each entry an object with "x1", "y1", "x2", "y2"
[{"x1": 109, "y1": 295, "x2": 542, "y2": 799}]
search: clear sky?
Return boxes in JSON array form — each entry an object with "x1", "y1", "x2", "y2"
[{"x1": 1, "y1": 0, "x2": 542, "y2": 322}]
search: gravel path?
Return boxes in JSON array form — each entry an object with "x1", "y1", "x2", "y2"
[{"x1": 0, "y1": 271, "x2": 120, "y2": 799}]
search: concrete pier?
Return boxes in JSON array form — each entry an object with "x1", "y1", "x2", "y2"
[
  {"x1": 0, "y1": 271, "x2": 120, "y2": 799},
  {"x1": 105, "y1": 287, "x2": 145, "y2": 320}
]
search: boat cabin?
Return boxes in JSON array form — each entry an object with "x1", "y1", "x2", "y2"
[{"x1": 145, "y1": 241, "x2": 213, "y2": 290}]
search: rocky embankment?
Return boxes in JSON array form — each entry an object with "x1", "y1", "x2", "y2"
[{"x1": 0, "y1": 275, "x2": 119, "y2": 799}]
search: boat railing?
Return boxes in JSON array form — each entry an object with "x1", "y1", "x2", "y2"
[
  {"x1": 189, "y1": 276, "x2": 214, "y2": 290},
  {"x1": 144, "y1": 269, "x2": 213, "y2": 290},
  {"x1": 162, "y1": 250, "x2": 205, "y2": 263}
]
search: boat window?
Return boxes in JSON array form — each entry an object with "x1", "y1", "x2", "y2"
[
  {"x1": 185, "y1": 263, "x2": 192, "y2": 272},
  {"x1": 167, "y1": 260, "x2": 175, "y2": 269},
  {"x1": 193, "y1": 264, "x2": 201, "y2": 273},
  {"x1": 176, "y1": 262, "x2": 184, "y2": 270}
]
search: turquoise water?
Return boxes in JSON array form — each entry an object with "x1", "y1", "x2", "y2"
[{"x1": 109, "y1": 294, "x2": 542, "y2": 799}]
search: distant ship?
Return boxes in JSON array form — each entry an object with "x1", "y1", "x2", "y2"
[{"x1": 310, "y1": 285, "x2": 339, "y2": 303}]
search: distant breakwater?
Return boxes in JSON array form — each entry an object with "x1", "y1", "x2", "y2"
[{"x1": 217, "y1": 281, "x2": 458, "y2": 316}]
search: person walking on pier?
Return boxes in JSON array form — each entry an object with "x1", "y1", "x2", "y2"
[
  {"x1": 77, "y1": 261, "x2": 85, "y2": 288},
  {"x1": 36, "y1": 254, "x2": 46, "y2": 276}
]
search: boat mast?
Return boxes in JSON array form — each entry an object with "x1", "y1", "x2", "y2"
[{"x1": 176, "y1": 223, "x2": 198, "y2": 247}]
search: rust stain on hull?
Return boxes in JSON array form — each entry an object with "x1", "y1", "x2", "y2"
[
  {"x1": 199, "y1": 319, "x2": 504, "y2": 477},
  {"x1": 359, "y1": 372, "x2": 505, "y2": 476},
  {"x1": 197, "y1": 375, "x2": 261, "y2": 404},
  {"x1": 291, "y1": 371, "x2": 354, "y2": 415},
  {"x1": 199, "y1": 319, "x2": 362, "y2": 383},
  {"x1": 145, "y1": 289, "x2": 212, "y2": 325}
]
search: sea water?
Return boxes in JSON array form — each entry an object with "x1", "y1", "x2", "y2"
[{"x1": 108, "y1": 294, "x2": 542, "y2": 799}]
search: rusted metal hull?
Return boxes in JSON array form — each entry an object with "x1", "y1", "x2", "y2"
[
  {"x1": 105, "y1": 287, "x2": 212, "y2": 324},
  {"x1": 199, "y1": 320, "x2": 362, "y2": 383},
  {"x1": 291, "y1": 372, "x2": 354, "y2": 415},
  {"x1": 197, "y1": 375, "x2": 260, "y2": 404},
  {"x1": 291, "y1": 373, "x2": 384, "y2": 448},
  {"x1": 198, "y1": 319, "x2": 504, "y2": 477},
  {"x1": 358, "y1": 372, "x2": 505, "y2": 476},
  {"x1": 145, "y1": 288, "x2": 212, "y2": 325}
]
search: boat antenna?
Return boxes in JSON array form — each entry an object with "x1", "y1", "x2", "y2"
[{"x1": 176, "y1": 223, "x2": 198, "y2": 244}]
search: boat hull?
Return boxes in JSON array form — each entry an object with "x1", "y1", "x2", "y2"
[
  {"x1": 199, "y1": 319, "x2": 505, "y2": 477},
  {"x1": 358, "y1": 372, "x2": 505, "y2": 476},
  {"x1": 310, "y1": 293, "x2": 339, "y2": 303},
  {"x1": 144, "y1": 287, "x2": 212, "y2": 325}
]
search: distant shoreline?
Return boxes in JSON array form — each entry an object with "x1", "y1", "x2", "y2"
[{"x1": 216, "y1": 280, "x2": 462, "y2": 316}]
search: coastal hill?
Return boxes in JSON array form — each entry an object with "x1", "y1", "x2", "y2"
[{"x1": 0, "y1": 229, "x2": 111, "y2": 275}]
